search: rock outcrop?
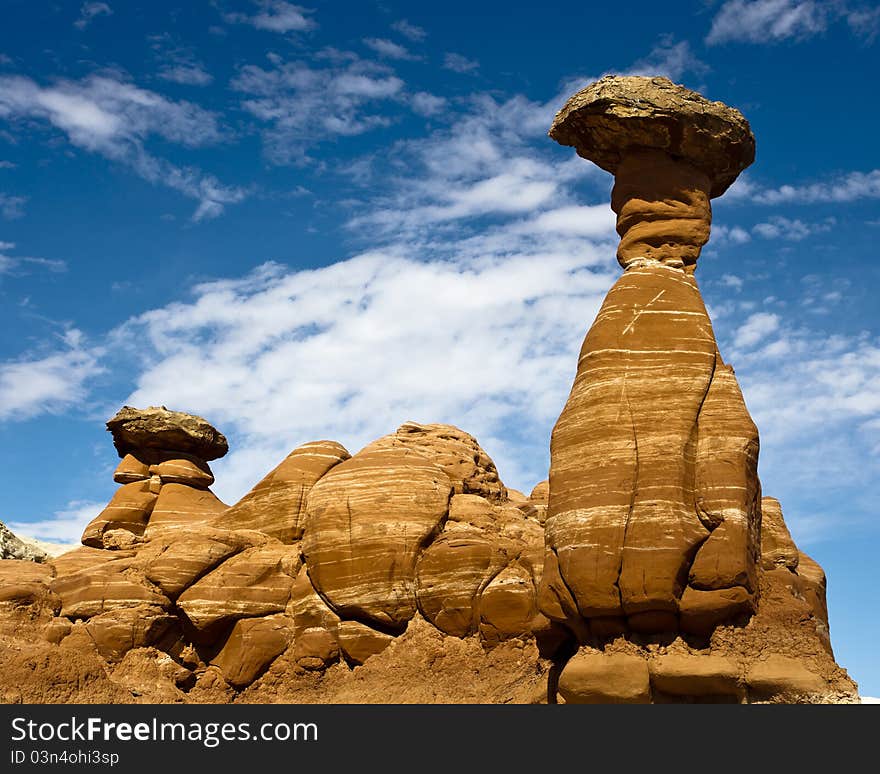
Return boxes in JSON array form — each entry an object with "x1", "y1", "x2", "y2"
[
  {"x1": 0, "y1": 408, "x2": 553, "y2": 702},
  {"x1": 214, "y1": 440, "x2": 350, "y2": 542},
  {"x1": 541, "y1": 76, "x2": 761, "y2": 636},
  {"x1": 0, "y1": 520, "x2": 49, "y2": 562}
]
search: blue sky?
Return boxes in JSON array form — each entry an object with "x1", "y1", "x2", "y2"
[{"x1": 1, "y1": 0, "x2": 878, "y2": 694}]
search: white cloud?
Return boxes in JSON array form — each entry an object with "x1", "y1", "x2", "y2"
[
  {"x1": 707, "y1": 0, "x2": 880, "y2": 44},
  {"x1": 708, "y1": 305, "x2": 880, "y2": 543},
  {"x1": 0, "y1": 191, "x2": 25, "y2": 219},
  {"x1": 525, "y1": 205, "x2": 615, "y2": 237},
  {"x1": 74, "y1": 1, "x2": 112, "y2": 30},
  {"x1": 0, "y1": 74, "x2": 244, "y2": 219},
  {"x1": 115, "y1": 248, "x2": 613, "y2": 501},
  {"x1": 734, "y1": 311, "x2": 780, "y2": 348},
  {"x1": 720, "y1": 273, "x2": 745, "y2": 290},
  {"x1": 7, "y1": 500, "x2": 104, "y2": 543},
  {"x1": 752, "y1": 215, "x2": 835, "y2": 240},
  {"x1": 363, "y1": 38, "x2": 418, "y2": 61},
  {"x1": 846, "y1": 6, "x2": 880, "y2": 41},
  {"x1": 150, "y1": 33, "x2": 214, "y2": 87},
  {"x1": 225, "y1": 1, "x2": 316, "y2": 33},
  {"x1": 707, "y1": 0, "x2": 829, "y2": 44},
  {"x1": 861, "y1": 696, "x2": 880, "y2": 703},
  {"x1": 753, "y1": 169, "x2": 880, "y2": 205},
  {"x1": 409, "y1": 91, "x2": 447, "y2": 117},
  {"x1": 443, "y1": 53, "x2": 479, "y2": 73},
  {"x1": 232, "y1": 54, "x2": 405, "y2": 164},
  {"x1": 0, "y1": 242, "x2": 67, "y2": 275},
  {"x1": 0, "y1": 329, "x2": 103, "y2": 421},
  {"x1": 714, "y1": 224, "x2": 752, "y2": 243},
  {"x1": 391, "y1": 20, "x2": 426, "y2": 42}
]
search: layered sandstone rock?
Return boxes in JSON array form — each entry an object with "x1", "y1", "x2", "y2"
[
  {"x1": 361, "y1": 422, "x2": 507, "y2": 502},
  {"x1": 82, "y1": 407, "x2": 229, "y2": 547},
  {"x1": 211, "y1": 614, "x2": 294, "y2": 687},
  {"x1": 214, "y1": 440, "x2": 350, "y2": 542},
  {"x1": 0, "y1": 559, "x2": 55, "y2": 605},
  {"x1": 177, "y1": 542, "x2": 300, "y2": 632},
  {"x1": 538, "y1": 76, "x2": 854, "y2": 703},
  {"x1": 415, "y1": 493, "x2": 543, "y2": 640},
  {"x1": 302, "y1": 445, "x2": 452, "y2": 629},
  {"x1": 542, "y1": 76, "x2": 761, "y2": 635},
  {"x1": 0, "y1": 409, "x2": 556, "y2": 699}
]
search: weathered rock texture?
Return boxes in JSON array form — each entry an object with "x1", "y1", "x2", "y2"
[
  {"x1": 106, "y1": 405, "x2": 229, "y2": 461},
  {"x1": 215, "y1": 441, "x2": 350, "y2": 541},
  {"x1": 0, "y1": 77, "x2": 859, "y2": 704}
]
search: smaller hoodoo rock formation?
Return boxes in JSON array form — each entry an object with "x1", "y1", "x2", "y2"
[{"x1": 81, "y1": 406, "x2": 229, "y2": 548}]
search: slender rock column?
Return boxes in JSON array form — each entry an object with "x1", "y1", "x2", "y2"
[{"x1": 539, "y1": 76, "x2": 761, "y2": 636}]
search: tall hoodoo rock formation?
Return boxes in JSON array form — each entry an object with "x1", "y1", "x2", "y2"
[
  {"x1": 542, "y1": 76, "x2": 760, "y2": 636},
  {"x1": 538, "y1": 76, "x2": 853, "y2": 702}
]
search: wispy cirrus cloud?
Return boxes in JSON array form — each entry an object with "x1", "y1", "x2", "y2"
[
  {"x1": 150, "y1": 34, "x2": 214, "y2": 87},
  {"x1": 232, "y1": 52, "x2": 405, "y2": 164},
  {"x1": 752, "y1": 215, "x2": 836, "y2": 240},
  {"x1": 0, "y1": 73, "x2": 245, "y2": 219},
  {"x1": 706, "y1": 0, "x2": 880, "y2": 45},
  {"x1": 391, "y1": 20, "x2": 426, "y2": 42},
  {"x1": 442, "y1": 53, "x2": 479, "y2": 73},
  {"x1": 363, "y1": 37, "x2": 420, "y2": 61},
  {"x1": 752, "y1": 169, "x2": 880, "y2": 205},
  {"x1": 0, "y1": 241, "x2": 66, "y2": 275},
  {"x1": 158, "y1": 64, "x2": 213, "y2": 87},
  {"x1": 0, "y1": 191, "x2": 26, "y2": 219},
  {"x1": 625, "y1": 38, "x2": 709, "y2": 80}
]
